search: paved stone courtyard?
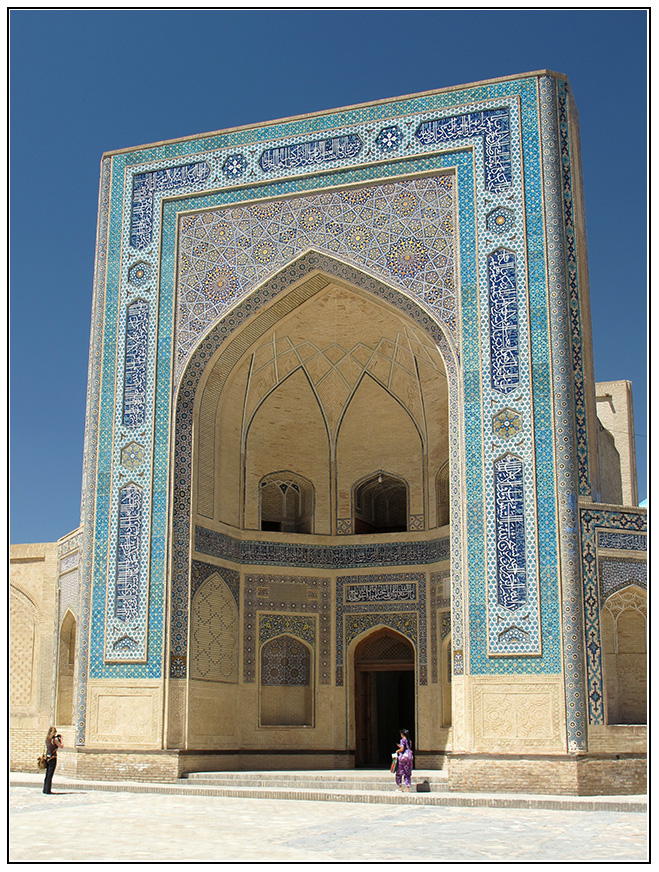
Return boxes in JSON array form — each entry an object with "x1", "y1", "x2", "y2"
[{"x1": 10, "y1": 785, "x2": 647, "y2": 863}]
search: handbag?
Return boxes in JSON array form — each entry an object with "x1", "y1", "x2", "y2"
[
  {"x1": 37, "y1": 754, "x2": 47, "y2": 770},
  {"x1": 390, "y1": 754, "x2": 398, "y2": 774}
]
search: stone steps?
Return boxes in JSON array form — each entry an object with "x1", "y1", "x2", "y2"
[
  {"x1": 181, "y1": 769, "x2": 447, "y2": 793},
  {"x1": 10, "y1": 772, "x2": 647, "y2": 812}
]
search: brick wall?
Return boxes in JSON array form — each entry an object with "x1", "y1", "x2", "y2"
[
  {"x1": 448, "y1": 754, "x2": 646, "y2": 795},
  {"x1": 10, "y1": 728, "x2": 49, "y2": 773}
]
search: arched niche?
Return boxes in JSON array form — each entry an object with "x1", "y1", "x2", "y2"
[
  {"x1": 10, "y1": 587, "x2": 38, "y2": 709},
  {"x1": 601, "y1": 584, "x2": 647, "y2": 725},
  {"x1": 259, "y1": 471, "x2": 315, "y2": 534},
  {"x1": 353, "y1": 471, "x2": 409, "y2": 534},
  {"x1": 352, "y1": 627, "x2": 415, "y2": 766},
  {"x1": 170, "y1": 252, "x2": 460, "y2": 682},
  {"x1": 259, "y1": 634, "x2": 313, "y2": 727},
  {"x1": 336, "y1": 373, "x2": 424, "y2": 527},
  {"x1": 244, "y1": 369, "x2": 328, "y2": 532},
  {"x1": 56, "y1": 609, "x2": 77, "y2": 725},
  {"x1": 190, "y1": 573, "x2": 239, "y2": 683}
]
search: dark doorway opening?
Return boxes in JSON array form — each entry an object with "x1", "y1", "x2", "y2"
[{"x1": 354, "y1": 630, "x2": 415, "y2": 767}]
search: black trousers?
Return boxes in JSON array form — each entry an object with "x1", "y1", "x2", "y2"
[{"x1": 43, "y1": 757, "x2": 57, "y2": 794}]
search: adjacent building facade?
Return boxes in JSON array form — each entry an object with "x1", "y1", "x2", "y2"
[{"x1": 10, "y1": 71, "x2": 647, "y2": 793}]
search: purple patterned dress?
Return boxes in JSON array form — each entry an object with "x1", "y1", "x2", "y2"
[{"x1": 395, "y1": 736, "x2": 413, "y2": 788}]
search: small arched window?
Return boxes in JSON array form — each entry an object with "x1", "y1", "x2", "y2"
[
  {"x1": 354, "y1": 472, "x2": 408, "y2": 534},
  {"x1": 260, "y1": 472, "x2": 314, "y2": 534}
]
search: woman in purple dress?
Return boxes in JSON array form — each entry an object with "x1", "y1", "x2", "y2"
[{"x1": 394, "y1": 728, "x2": 413, "y2": 792}]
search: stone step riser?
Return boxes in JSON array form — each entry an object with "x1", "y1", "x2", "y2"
[{"x1": 181, "y1": 779, "x2": 447, "y2": 792}]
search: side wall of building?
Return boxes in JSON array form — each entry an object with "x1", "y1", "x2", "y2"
[
  {"x1": 595, "y1": 380, "x2": 639, "y2": 506},
  {"x1": 9, "y1": 544, "x2": 59, "y2": 771}
]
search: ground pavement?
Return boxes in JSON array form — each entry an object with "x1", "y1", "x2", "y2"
[{"x1": 9, "y1": 772, "x2": 648, "y2": 864}]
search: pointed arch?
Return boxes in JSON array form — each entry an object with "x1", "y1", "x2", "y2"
[
  {"x1": 169, "y1": 251, "x2": 461, "y2": 679},
  {"x1": 56, "y1": 609, "x2": 77, "y2": 725},
  {"x1": 601, "y1": 584, "x2": 647, "y2": 725},
  {"x1": 353, "y1": 470, "x2": 409, "y2": 534},
  {"x1": 259, "y1": 470, "x2": 315, "y2": 534},
  {"x1": 190, "y1": 572, "x2": 239, "y2": 683},
  {"x1": 259, "y1": 634, "x2": 313, "y2": 726},
  {"x1": 10, "y1": 586, "x2": 38, "y2": 709}
]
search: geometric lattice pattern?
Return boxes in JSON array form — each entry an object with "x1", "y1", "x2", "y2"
[
  {"x1": 599, "y1": 557, "x2": 647, "y2": 601},
  {"x1": 176, "y1": 176, "x2": 455, "y2": 374},
  {"x1": 261, "y1": 635, "x2": 311, "y2": 686},
  {"x1": 190, "y1": 574, "x2": 239, "y2": 682},
  {"x1": 10, "y1": 589, "x2": 36, "y2": 707}
]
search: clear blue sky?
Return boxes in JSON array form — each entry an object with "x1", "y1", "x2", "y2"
[{"x1": 9, "y1": 9, "x2": 648, "y2": 544}]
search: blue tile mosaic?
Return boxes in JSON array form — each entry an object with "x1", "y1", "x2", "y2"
[
  {"x1": 488, "y1": 249, "x2": 520, "y2": 394},
  {"x1": 259, "y1": 133, "x2": 363, "y2": 173},
  {"x1": 77, "y1": 75, "x2": 588, "y2": 754}
]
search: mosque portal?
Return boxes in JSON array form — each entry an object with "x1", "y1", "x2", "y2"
[{"x1": 10, "y1": 72, "x2": 647, "y2": 795}]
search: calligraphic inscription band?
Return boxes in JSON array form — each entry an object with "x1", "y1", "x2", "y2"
[
  {"x1": 130, "y1": 160, "x2": 211, "y2": 250},
  {"x1": 494, "y1": 455, "x2": 527, "y2": 612},
  {"x1": 105, "y1": 482, "x2": 146, "y2": 660},
  {"x1": 488, "y1": 249, "x2": 519, "y2": 394},
  {"x1": 415, "y1": 108, "x2": 511, "y2": 192},
  {"x1": 122, "y1": 299, "x2": 149, "y2": 429},
  {"x1": 344, "y1": 582, "x2": 417, "y2": 603},
  {"x1": 259, "y1": 134, "x2": 363, "y2": 173}
]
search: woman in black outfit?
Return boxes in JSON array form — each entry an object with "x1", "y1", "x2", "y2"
[{"x1": 43, "y1": 727, "x2": 63, "y2": 795}]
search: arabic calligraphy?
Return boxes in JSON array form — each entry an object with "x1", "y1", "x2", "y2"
[
  {"x1": 494, "y1": 455, "x2": 527, "y2": 611},
  {"x1": 115, "y1": 483, "x2": 142, "y2": 623},
  {"x1": 488, "y1": 249, "x2": 519, "y2": 394},
  {"x1": 415, "y1": 108, "x2": 511, "y2": 193},
  {"x1": 259, "y1": 134, "x2": 363, "y2": 173},
  {"x1": 130, "y1": 160, "x2": 210, "y2": 250},
  {"x1": 345, "y1": 582, "x2": 417, "y2": 603},
  {"x1": 122, "y1": 299, "x2": 149, "y2": 428}
]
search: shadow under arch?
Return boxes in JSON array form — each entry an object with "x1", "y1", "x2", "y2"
[
  {"x1": 349, "y1": 626, "x2": 416, "y2": 767},
  {"x1": 168, "y1": 249, "x2": 461, "y2": 680}
]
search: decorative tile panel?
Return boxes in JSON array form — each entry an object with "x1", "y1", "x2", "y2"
[
  {"x1": 597, "y1": 530, "x2": 646, "y2": 552},
  {"x1": 195, "y1": 524, "x2": 449, "y2": 569},
  {"x1": 259, "y1": 133, "x2": 363, "y2": 173},
  {"x1": 599, "y1": 557, "x2": 647, "y2": 600},
  {"x1": 415, "y1": 108, "x2": 511, "y2": 192},
  {"x1": 79, "y1": 75, "x2": 578, "y2": 741},
  {"x1": 335, "y1": 573, "x2": 427, "y2": 687},
  {"x1": 122, "y1": 299, "x2": 150, "y2": 429},
  {"x1": 243, "y1": 574, "x2": 330, "y2": 684},
  {"x1": 104, "y1": 483, "x2": 147, "y2": 659},
  {"x1": 130, "y1": 160, "x2": 211, "y2": 249},
  {"x1": 175, "y1": 176, "x2": 456, "y2": 376},
  {"x1": 580, "y1": 506, "x2": 647, "y2": 726},
  {"x1": 488, "y1": 250, "x2": 520, "y2": 394}
]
